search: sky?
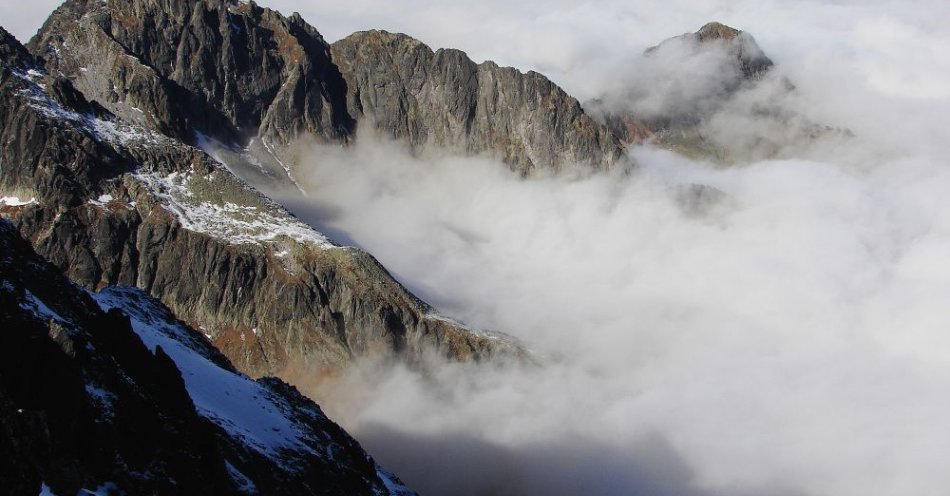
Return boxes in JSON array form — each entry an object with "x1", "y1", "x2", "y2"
[{"x1": 7, "y1": 1, "x2": 950, "y2": 495}]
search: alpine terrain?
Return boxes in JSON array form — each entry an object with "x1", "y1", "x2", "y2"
[{"x1": 0, "y1": 0, "x2": 815, "y2": 493}]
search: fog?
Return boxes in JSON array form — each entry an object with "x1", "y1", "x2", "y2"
[
  {"x1": 263, "y1": 2, "x2": 950, "y2": 495},
  {"x1": 281, "y1": 132, "x2": 950, "y2": 495}
]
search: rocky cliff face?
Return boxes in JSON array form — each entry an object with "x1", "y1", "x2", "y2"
[
  {"x1": 1, "y1": 25, "x2": 519, "y2": 382},
  {"x1": 30, "y1": 0, "x2": 353, "y2": 148},
  {"x1": 0, "y1": 220, "x2": 414, "y2": 495},
  {"x1": 331, "y1": 30, "x2": 624, "y2": 175},
  {"x1": 30, "y1": 0, "x2": 624, "y2": 176}
]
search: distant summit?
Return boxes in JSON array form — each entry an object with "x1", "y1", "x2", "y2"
[{"x1": 647, "y1": 21, "x2": 774, "y2": 80}]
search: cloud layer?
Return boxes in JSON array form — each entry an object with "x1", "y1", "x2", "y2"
[
  {"x1": 263, "y1": 2, "x2": 950, "y2": 495},
  {"x1": 283, "y1": 131, "x2": 950, "y2": 495}
]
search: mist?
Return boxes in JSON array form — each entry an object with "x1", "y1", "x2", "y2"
[
  {"x1": 258, "y1": 2, "x2": 950, "y2": 494},
  {"x1": 278, "y1": 130, "x2": 950, "y2": 495}
]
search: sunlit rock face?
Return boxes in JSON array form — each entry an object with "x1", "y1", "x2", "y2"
[
  {"x1": 331, "y1": 29, "x2": 624, "y2": 175},
  {"x1": 32, "y1": 0, "x2": 624, "y2": 176},
  {"x1": 2, "y1": 19, "x2": 520, "y2": 382}
]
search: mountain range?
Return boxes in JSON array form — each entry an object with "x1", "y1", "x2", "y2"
[{"x1": 1, "y1": 0, "x2": 790, "y2": 493}]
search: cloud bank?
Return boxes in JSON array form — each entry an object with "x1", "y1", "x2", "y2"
[
  {"x1": 262, "y1": 2, "x2": 950, "y2": 495},
  {"x1": 281, "y1": 130, "x2": 950, "y2": 495}
]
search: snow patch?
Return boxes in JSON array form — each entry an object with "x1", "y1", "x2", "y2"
[
  {"x1": 225, "y1": 461, "x2": 258, "y2": 494},
  {"x1": 87, "y1": 194, "x2": 114, "y2": 207},
  {"x1": 12, "y1": 67, "x2": 170, "y2": 148},
  {"x1": 84, "y1": 382, "x2": 116, "y2": 420},
  {"x1": 263, "y1": 137, "x2": 306, "y2": 194},
  {"x1": 77, "y1": 482, "x2": 120, "y2": 496},
  {"x1": 19, "y1": 289, "x2": 69, "y2": 324},
  {"x1": 375, "y1": 466, "x2": 415, "y2": 496},
  {"x1": 0, "y1": 196, "x2": 37, "y2": 206},
  {"x1": 91, "y1": 287, "x2": 325, "y2": 464},
  {"x1": 133, "y1": 170, "x2": 335, "y2": 248}
]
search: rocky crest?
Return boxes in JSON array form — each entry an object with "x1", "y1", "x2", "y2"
[
  {"x1": 0, "y1": 220, "x2": 414, "y2": 495},
  {"x1": 331, "y1": 30, "x2": 624, "y2": 175},
  {"x1": 1, "y1": 25, "x2": 520, "y2": 383},
  {"x1": 30, "y1": 0, "x2": 353, "y2": 148},
  {"x1": 31, "y1": 0, "x2": 624, "y2": 175}
]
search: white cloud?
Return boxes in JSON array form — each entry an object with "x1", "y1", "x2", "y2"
[
  {"x1": 260, "y1": 2, "x2": 950, "y2": 493},
  {"x1": 280, "y1": 125, "x2": 950, "y2": 495}
]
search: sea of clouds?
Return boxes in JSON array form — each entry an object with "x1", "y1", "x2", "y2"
[{"x1": 271, "y1": 2, "x2": 950, "y2": 495}]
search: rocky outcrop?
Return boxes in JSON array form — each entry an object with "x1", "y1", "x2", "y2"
[
  {"x1": 2, "y1": 27, "x2": 520, "y2": 381},
  {"x1": 30, "y1": 0, "x2": 353, "y2": 148},
  {"x1": 0, "y1": 27, "x2": 133, "y2": 209},
  {"x1": 0, "y1": 27, "x2": 37, "y2": 69},
  {"x1": 331, "y1": 30, "x2": 624, "y2": 175},
  {"x1": 0, "y1": 220, "x2": 414, "y2": 495}
]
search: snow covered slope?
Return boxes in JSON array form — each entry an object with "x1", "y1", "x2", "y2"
[
  {"x1": 0, "y1": 220, "x2": 414, "y2": 495},
  {"x1": 92, "y1": 286, "x2": 412, "y2": 495}
]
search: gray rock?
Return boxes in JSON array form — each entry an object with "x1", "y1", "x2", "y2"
[
  {"x1": 30, "y1": 0, "x2": 624, "y2": 175},
  {"x1": 331, "y1": 30, "x2": 625, "y2": 175},
  {"x1": 2, "y1": 28, "x2": 522, "y2": 382},
  {"x1": 0, "y1": 220, "x2": 415, "y2": 495},
  {"x1": 30, "y1": 0, "x2": 353, "y2": 147}
]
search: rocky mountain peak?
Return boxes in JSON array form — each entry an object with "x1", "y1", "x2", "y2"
[
  {"x1": 4, "y1": 20, "x2": 522, "y2": 383},
  {"x1": 30, "y1": 2, "x2": 624, "y2": 175},
  {"x1": 342, "y1": 29, "x2": 430, "y2": 53},
  {"x1": 30, "y1": 0, "x2": 353, "y2": 148},
  {"x1": 695, "y1": 21, "x2": 741, "y2": 42},
  {"x1": 589, "y1": 21, "x2": 843, "y2": 163},
  {"x1": 585, "y1": 21, "x2": 779, "y2": 157},
  {"x1": 647, "y1": 21, "x2": 774, "y2": 80},
  {"x1": 331, "y1": 30, "x2": 624, "y2": 174}
]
